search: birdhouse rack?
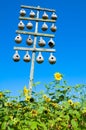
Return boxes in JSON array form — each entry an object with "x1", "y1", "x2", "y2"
[{"x1": 13, "y1": 5, "x2": 58, "y2": 95}]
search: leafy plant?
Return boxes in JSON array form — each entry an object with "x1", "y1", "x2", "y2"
[{"x1": 0, "y1": 72, "x2": 86, "y2": 130}]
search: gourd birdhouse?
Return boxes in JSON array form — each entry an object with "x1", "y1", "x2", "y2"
[
  {"x1": 50, "y1": 23, "x2": 57, "y2": 32},
  {"x1": 13, "y1": 51, "x2": 20, "y2": 62},
  {"x1": 20, "y1": 9, "x2": 26, "y2": 16},
  {"x1": 41, "y1": 22, "x2": 48, "y2": 31},
  {"x1": 29, "y1": 10, "x2": 35, "y2": 18},
  {"x1": 18, "y1": 21, "x2": 25, "y2": 30},
  {"x1": 23, "y1": 51, "x2": 31, "y2": 62},
  {"x1": 38, "y1": 37, "x2": 46, "y2": 47},
  {"x1": 48, "y1": 38, "x2": 55, "y2": 48},
  {"x1": 42, "y1": 11, "x2": 48, "y2": 19},
  {"x1": 51, "y1": 12, "x2": 57, "y2": 20},
  {"x1": 36, "y1": 52, "x2": 44, "y2": 63},
  {"x1": 26, "y1": 21, "x2": 33, "y2": 29},
  {"x1": 26, "y1": 35, "x2": 33, "y2": 45},
  {"x1": 15, "y1": 34, "x2": 22, "y2": 43},
  {"x1": 48, "y1": 53, "x2": 56, "y2": 64}
]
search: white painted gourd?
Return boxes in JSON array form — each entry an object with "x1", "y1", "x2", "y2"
[
  {"x1": 18, "y1": 21, "x2": 25, "y2": 30},
  {"x1": 51, "y1": 12, "x2": 57, "y2": 20},
  {"x1": 50, "y1": 23, "x2": 57, "y2": 32},
  {"x1": 26, "y1": 35, "x2": 33, "y2": 45},
  {"x1": 41, "y1": 22, "x2": 48, "y2": 31},
  {"x1": 20, "y1": 9, "x2": 26, "y2": 16},
  {"x1": 48, "y1": 38, "x2": 55, "y2": 48},
  {"x1": 42, "y1": 11, "x2": 48, "y2": 19},
  {"x1": 26, "y1": 21, "x2": 33, "y2": 29},
  {"x1": 23, "y1": 51, "x2": 31, "y2": 62},
  {"x1": 38, "y1": 37, "x2": 46, "y2": 47},
  {"x1": 36, "y1": 52, "x2": 44, "y2": 63},
  {"x1": 49, "y1": 53, "x2": 56, "y2": 64},
  {"x1": 15, "y1": 34, "x2": 22, "y2": 43},
  {"x1": 29, "y1": 10, "x2": 35, "y2": 18},
  {"x1": 13, "y1": 51, "x2": 20, "y2": 62}
]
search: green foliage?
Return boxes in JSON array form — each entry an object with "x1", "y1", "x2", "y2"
[{"x1": 0, "y1": 80, "x2": 86, "y2": 130}]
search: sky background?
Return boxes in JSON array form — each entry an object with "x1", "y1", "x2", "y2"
[{"x1": 0, "y1": 0, "x2": 86, "y2": 95}]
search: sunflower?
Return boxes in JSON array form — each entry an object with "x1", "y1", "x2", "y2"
[
  {"x1": 43, "y1": 109, "x2": 50, "y2": 114},
  {"x1": 45, "y1": 97, "x2": 51, "y2": 102},
  {"x1": 23, "y1": 86, "x2": 30, "y2": 96},
  {"x1": 54, "y1": 72, "x2": 62, "y2": 81},
  {"x1": 31, "y1": 110, "x2": 38, "y2": 117},
  {"x1": 43, "y1": 94, "x2": 47, "y2": 99},
  {"x1": 43, "y1": 95, "x2": 51, "y2": 102},
  {"x1": 0, "y1": 92, "x2": 3, "y2": 98},
  {"x1": 68, "y1": 99, "x2": 73, "y2": 106},
  {"x1": 51, "y1": 102, "x2": 58, "y2": 108},
  {"x1": 25, "y1": 96, "x2": 31, "y2": 101}
]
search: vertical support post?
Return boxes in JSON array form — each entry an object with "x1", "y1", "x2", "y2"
[{"x1": 29, "y1": 7, "x2": 39, "y2": 94}]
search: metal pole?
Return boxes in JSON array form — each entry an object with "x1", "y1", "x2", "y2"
[{"x1": 29, "y1": 7, "x2": 39, "y2": 94}]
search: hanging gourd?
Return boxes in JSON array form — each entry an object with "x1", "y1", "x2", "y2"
[
  {"x1": 13, "y1": 51, "x2": 20, "y2": 62},
  {"x1": 29, "y1": 10, "x2": 35, "y2": 18},
  {"x1": 42, "y1": 11, "x2": 48, "y2": 19},
  {"x1": 15, "y1": 34, "x2": 22, "y2": 43},
  {"x1": 23, "y1": 51, "x2": 31, "y2": 62},
  {"x1": 18, "y1": 21, "x2": 25, "y2": 30},
  {"x1": 51, "y1": 12, "x2": 57, "y2": 20},
  {"x1": 26, "y1": 35, "x2": 33, "y2": 45},
  {"x1": 36, "y1": 52, "x2": 44, "y2": 64},
  {"x1": 48, "y1": 53, "x2": 56, "y2": 64},
  {"x1": 20, "y1": 9, "x2": 26, "y2": 16},
  {"x1": 26, "y1": 21, "x2": 33, "y2": 29},
  {"x1": 41, "y1": 22, "x2": 48, "y2": 31},
  {"x1": 38, "y1": 37, "x2": 46, "y2": 47},
  {"x1": 50, "y1": 23, "x2": 57, "y2": 32},
  {"x1": 48, "y1": 38, "x2": 55, "y2": 48}
]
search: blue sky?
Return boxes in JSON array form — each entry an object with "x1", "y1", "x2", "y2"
[{"x1": 0, "y1": 0, "x2": 86, "y2": 95}]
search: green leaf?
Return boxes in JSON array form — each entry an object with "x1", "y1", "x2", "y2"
[
  {"x1": 30, "y1": 121, "x2": 38, "y2": 130},
  {"x1": 4, "y1": 116, "x2": 9, "y2": 121},
  {"x1": 49, "y1": 92, "x2": 54, "y2": 96},
  {"x1": 4, "y1": 90, "x2": 11, "y2": 94},
  {"x1": 73, "y1": 110, "x2": 80, "y2": 119},
  {"x1": 8, "y1": 126, "x2": 14, "y2": 130},
  {"x1": 65, "y1": 115, "x2": 70, "y2": 121},
  {"x1": 71, "y1": 119, "x2": 78, "y2": 128},
  {"x1": 38, "y1": 122, "x2": 47, "y2": 130},
  {"x1": 32, "y1": 82, "x2": 41, "y2": 87},
  {"x1": 1, "y1": 122, "x2": 7, "y2": 129},
  {"x1": 23, "y1": 128, "x2": 29, "y2": 130},
  {"x1": 63, "y1": 80, "x2": 68, "y2": 85}
]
